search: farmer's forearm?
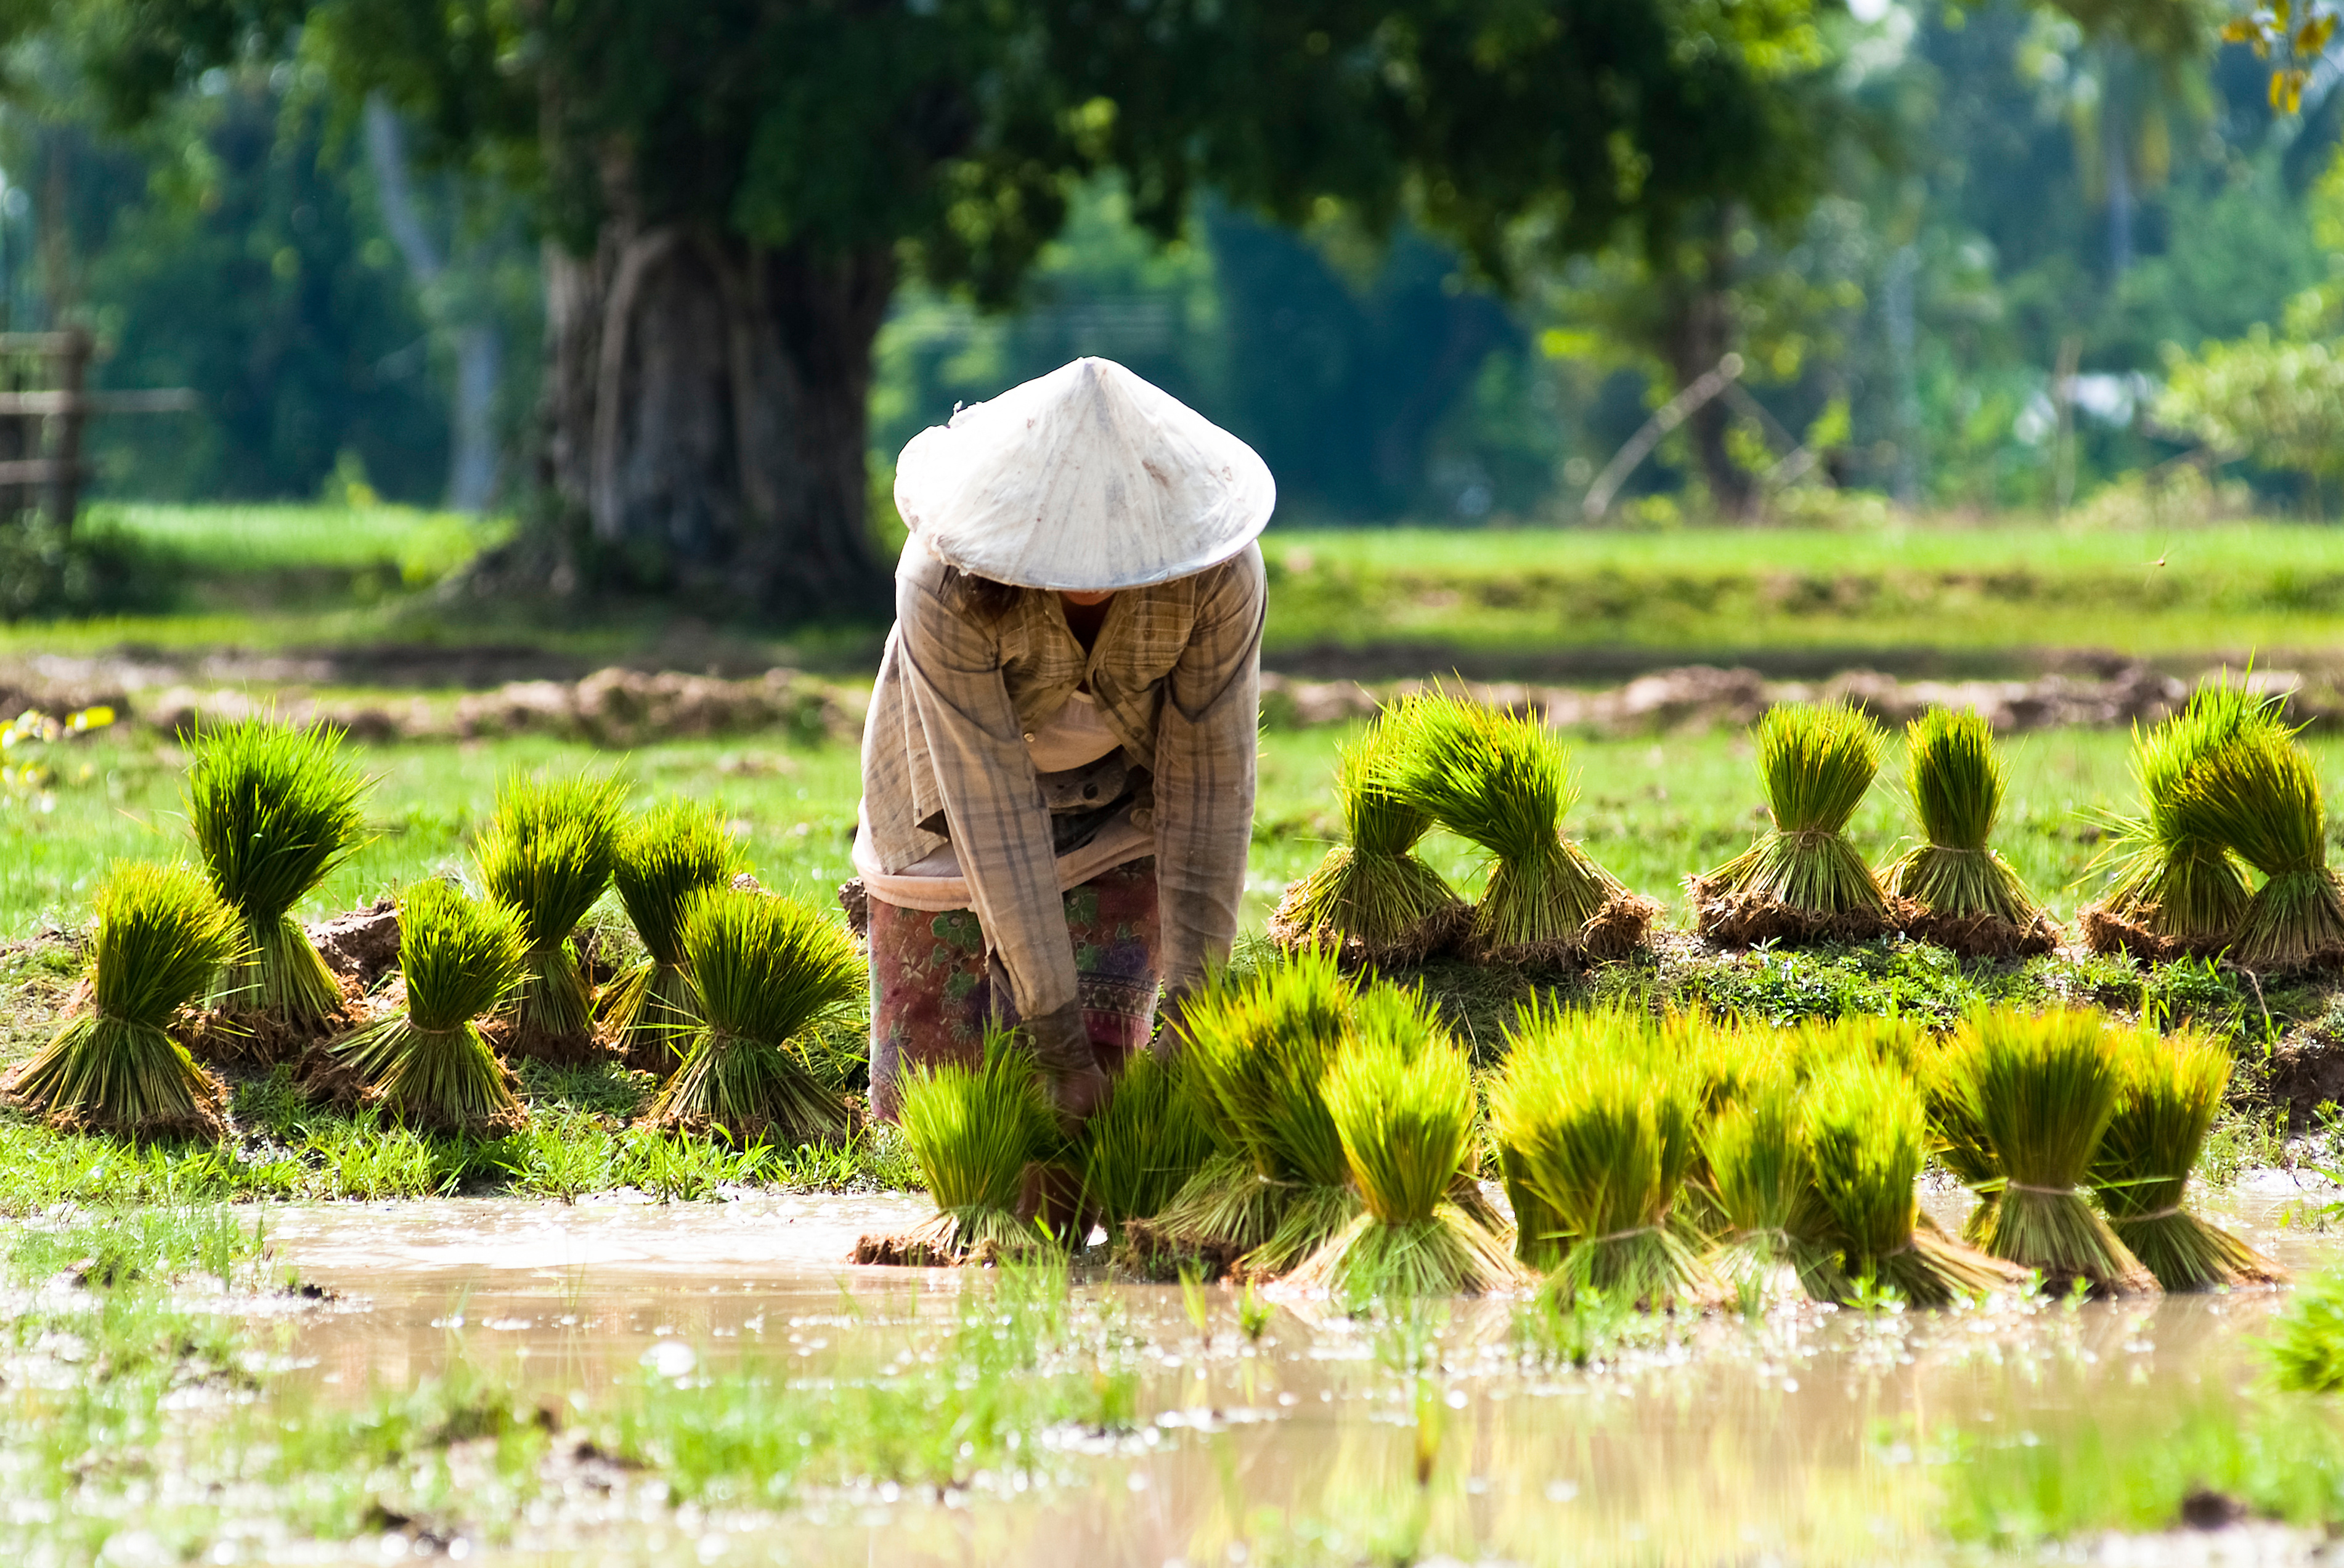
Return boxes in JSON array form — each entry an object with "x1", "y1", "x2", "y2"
[
  {"x1": 1153, "y1": 545, "x2": 1266, "y2": 994},
  {"x1": 897, "y1": 572, "x2": 1083, "y2": 1019}
]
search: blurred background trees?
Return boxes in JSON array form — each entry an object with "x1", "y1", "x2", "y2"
[{"x1": 0, "y1": 0, "x2": 2330, "y2": 610}]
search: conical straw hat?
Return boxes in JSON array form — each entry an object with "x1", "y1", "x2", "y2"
[{"x1": 893, "y1": 357, "x2": 1275, "y2": 591}]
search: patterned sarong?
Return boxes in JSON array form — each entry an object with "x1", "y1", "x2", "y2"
[{"x1": 866, "y1": 857, "x2": 1160, "y2": 1122}]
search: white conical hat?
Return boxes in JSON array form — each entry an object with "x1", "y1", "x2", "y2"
[{"x1": 893, "y1": 357, "x2": 1275, "y2": 591}]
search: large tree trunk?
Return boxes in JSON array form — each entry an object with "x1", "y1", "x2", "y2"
[{"x1": 539, "y1": 222, "x2": 894, "y2": 618}]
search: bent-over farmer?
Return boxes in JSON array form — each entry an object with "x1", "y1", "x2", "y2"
[{"x1": 853, "y1": 356, "x2": 1271, "y2": 1126}]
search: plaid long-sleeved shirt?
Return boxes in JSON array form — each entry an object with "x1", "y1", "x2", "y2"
[{"x1": 859, "y1": 535, "x2": 1265, "y2": 1020}]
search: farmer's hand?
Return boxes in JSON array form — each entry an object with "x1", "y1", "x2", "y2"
[{"x1": 1021, "y1": 1000, "x2": 1108, "y2": 1126}]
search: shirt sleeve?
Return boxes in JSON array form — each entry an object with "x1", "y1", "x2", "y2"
[
  {"x1": 895, "y1": 563, "x2": 1082, "y2": 1020},
  {"x1": 1152, "y1": 543, "x2": 1266, "y2": 995}
]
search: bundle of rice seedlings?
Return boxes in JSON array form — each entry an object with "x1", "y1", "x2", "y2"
[
  {"x1": 1267, "y1": 725, "x2": 1467, "y2": 964},
  {"x1": 474, "y1": 770, "x2": 630, "y2": 1052},
  {"x1": 1290, "y1": 1026, "x2": 1523, "y2": 1299},
  {"x1": 2091, "y1": 1028, "x2": 2284, "y2": 1290},
  {"x1": 1078, "y1": 1046, "x2": 1219, "y2": 1233},
  {"x1": 2168, "y1": 727, "x2": 2344, "y2": 971},
  {"x1": 1940, "y1": 1009, "x2": 2157, "y2": 1296},
  {"x1": 1917, "y1": 1034, "x2": 2001, "y2": 1244},
  {"x1": 881, "y1": 1034, "x2": 1060, "y2": 1264},
  {"x1": 4, "y1": 862, "x2": 243, "y2": 1137},
  {"x1": 184, "y1": 717, "x2": 371, "y2": 1032},
  {"x1": 643, "y1": 889, "x2": 865, "y2": 1145},
  {"x1": 1689, "y1": 701, "x2": 1893, "y2": 947},
  {"x1": 1152, "y1": 949, "x2": 1363, "y2": 1274},
  {"x1": 1802, "y1": 1052, "x2": 2024, "y2": 1307},
  {"x1": 1489, "y1": 1005, "x2": 1712, "y2": 1306},
  {"x1": 2081, "y1": 681, "x2": 2281, "y2": 960},
  {"x1": 331, "y1": 880, "x2": 527, "y2": 1134},
  {"x1": 604, "y1": 798, "x2": 746, "y2": 1067},
  {"x1": 1378, "y1": 694, "x2": 1651, "y2": 964},
  {"x1": 1698, "y1": 1072, "x2": 1844, "y2": 1300},
  {"x1": 1881, "y1": 709, "x2": 2057, "y2": 957}
]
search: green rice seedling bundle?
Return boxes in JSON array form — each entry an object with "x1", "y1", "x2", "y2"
[
  {"x1": 1268, "y1": 723, "x2": 1467, "y2": 963},
  {"x1": 4, "y1": 862, "x2": 244, "y2": 1137},
  {"x1": 887, "y1": 1033, "x2": 1060, "y2": 1264},
  {"x1": 1698, "y1": 1070, "x2": 1844, "y2": 1301},
  {"x1": 2169, "y1": 726, "x2": 2344, "y2": 971},
  {"x1": 474, "y1": 770, "x2": 630, "y2": 1052},
  {"x1": 1801, "y1": 1050, "x2": 2023, "y2": 1307},
  {"x1": 1881, "y1": 709, "x2": 2057, "y2": 957},
  {"x1": 1690, "y1": 702, "x2": 1892, "y2": 946},
  {"x1": 1079, "y1": 1047, "x2": 1219, "y2": 1234},
  {"x1": 1490, "y1": 1004, "x2": 1713, "y2": 1306},
  {"x1": 2082, "y1": 680, "x2": 2281, "y2": 960},
  {"x1": 644, "y1": 889, "x2": 865, "y2": 1145},
  {"x1": 1292, "y1": 1028, "x2": 1523, "y2": 1298},
  {"x1": 332, "y1": 880, "x2": 528, "y2": 1134},
  {"x1": 2091, "y1": 1028, "x2": 2284, "y2": 1290},
  {"x1": 1380, "y1": 694, "x2": 1651, "y2": 963},
  {"x1": 1940, "y1": 1008, "x2": 2156, "y2": 1296},
  {"x1": 605, "y1": 798, "x2": 746, "y2": 1067},
  {"x1": 184, "y1": 717, "x2": 371, "y2": 1032},
  {"x1": 1154, "y1": 949, "x2": 1363, "y2": 1273}
]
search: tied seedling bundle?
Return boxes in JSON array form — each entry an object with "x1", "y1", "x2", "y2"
[
  {"x1": 5, "y1": 861, "x2": 243, "y2": 1137},
  {"x1": 1079, "y1": 1047, "x2": 1218, "y2": 1238},
  {"x1": 606, "y1": 798, "x2": 746, "y2": 1068},
  {"x1": 1267, "y1": 721, "x2": 1465, "y2": 964},
  {"x1": 1801, "y1": 1050, "x2": 2024, "y2": 1307},
  {"x1": 872, "y1": 1032, "x2": 1060, "y2": 1265},
  {"x1": 1882, "y1": 709, "x2": 2057, "y2": 957},
  {"x1": 1698, "y1": 1068, "x2": 1844, "y2": 1301},
  {"x1": 1691, "y1": 702, "x2": 1893, "y2": 946},
  {"x1": 1490, "y1": 1005, "x2": 1714, "y2": 1306},
  {"x1": 475, "y1": 771, "x2": 630, "y2": 1055},
  {"x1": 331, "y1": 880, "x2": 527, "y2": 1134},
  {"x1": 1290, "y1": 1003, "x2": 1521, "y2": 1300},
  {"x1": 644, "y1": 889, "x2": 865, "y2": 1146},
  {"x1": 1379, "y1": 694, "x2": 1651, "y2": 963},
  {"x1": 2091, "y1": 1028, "x2": 2284, "y2": 1290},
  {"x1": 1939, "y1": 1009, "x2": 2156, "y2": 1296},
  {"x1": 2168, "y1": 725, "x2": 2344, "y2": 972},
  {"x1": 1152, "y1": 949, "x2": 1362, "y2": 1275},
  {"x1": 2082, "y1": 681, "x2": 2279, "y2": 961},
  {"x1": 184, "y1": 717, "x2": 371, "y2": 1037}
]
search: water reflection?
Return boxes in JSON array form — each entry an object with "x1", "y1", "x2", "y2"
[{"x1": 259, "y1": 1188, "x2": 2331, "y2": 1566}]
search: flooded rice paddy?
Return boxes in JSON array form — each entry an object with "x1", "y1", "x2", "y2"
[{"x1": 229, "y1": 1184, "x2": 2344, "y2": 1566}]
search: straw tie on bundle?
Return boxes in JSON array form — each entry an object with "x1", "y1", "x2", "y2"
[
  {"x1": 1940, "y1": 1008, "x2": 2157, "y2": 1296},
  {"x1": 860, "y1": 1030, "x2": 1061, "y2": 1265},
  {"x1": 5, "y1": 861, "x2": 245, "y2": 1139},
  {"x1": 2091, "y1": 1028, "x2": 2284, "y2": 1290},
  {"x1": 1690, "y1": 702, "x2": 1896, "y2": 947},
  {"x1": 1490, "y1": 1004, "x2": 1715, "y2": 1306},
  {"x1": 1801, "y1": 1049, "x2": 2026, "y2": 1306},
  {"x1": 184, "y1": 717, "x2": 372, "y2": 1044},
  {"x1": 1378, "y1": 694, "x2": 1653, "y2": 965},
  {"x1": 2168, "y1": 725, "x2": 2344, "y2": 972},
  {"x1": 605, "y1": 798, "x2": 747, "y2": 1071},
  {"x1": 1267, "y1": 721, "x2": 1467, "y2": 965},
  {"x1": 643, "y1": 888, "x2": 865, "y2": 1147},
  {"x1": 475, "y1": 770, "x2": 630, "y2": 1059},
  {"x1": 1882, "y1": 708, "x2": 2058, "y2": 957},
  {"x1": 2080, "y1": 680, "x2": 2280, "y2": 961},
  {"x1": 329, "y1": 879, "x2": 529, "y2": 1135}
]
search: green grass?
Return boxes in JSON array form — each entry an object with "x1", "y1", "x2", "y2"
[{"x1": 1262, "y1": 521, "x2": 2344, "y2": 657}]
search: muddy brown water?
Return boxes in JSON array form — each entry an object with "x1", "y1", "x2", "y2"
[{"x1": 253, "y1": 1183, "x2": 2342, "y2": 1567}]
